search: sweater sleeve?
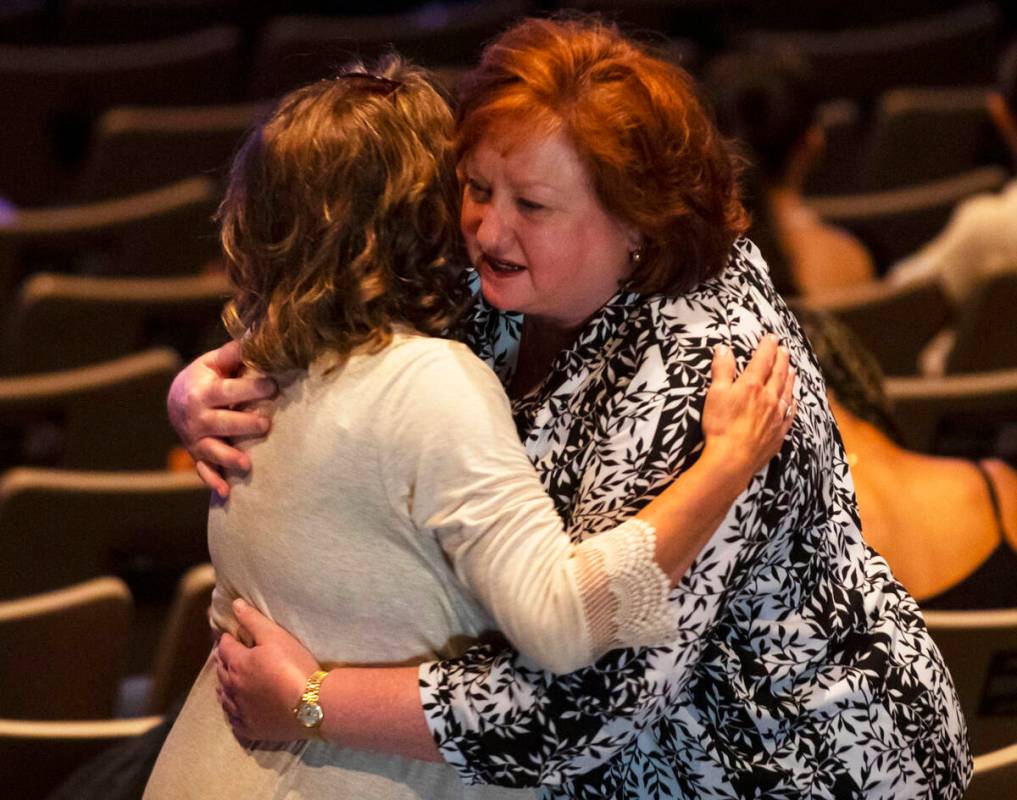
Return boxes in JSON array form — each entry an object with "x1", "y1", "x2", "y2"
[{"x1": 377, "y1": 339, "x2": 674, "y2": 675}]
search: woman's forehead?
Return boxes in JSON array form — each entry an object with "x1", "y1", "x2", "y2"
[{"x1": 466, "y1": 126, "x2": 593, "y2": 190}]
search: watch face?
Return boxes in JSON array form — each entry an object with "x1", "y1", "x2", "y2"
[{"x1": 295, "y1": 701, "x2": 324, "y2": 728}]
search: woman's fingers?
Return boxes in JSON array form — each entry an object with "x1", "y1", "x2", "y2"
[
  {"x1": 742, "y1": 333, "x2": 779, "y2": 384},
  {"x1": 231, "y1": 598, "x2": 276, "y2": 645},
  {"x1": 195, "y1": 460, "x2": 230, "y2": 496},
  {"x1": 711, "y1": 343, "x2": 736, "y2": 389},
  {"x1": 217, "y1": 684, "x2": 240, "y2": 717},
  {"x1": 217, "y1": 658, "x2": 230, "y2": 691},
  {"x1": 167, "y1": 341, "x2": 276, "y2": 460},
  {"x1": 204, "y1": 342, "x2": 277, "y2": 406},
  {"x1": 191, "y1": 435, "x2": 253, "y2": 473},
  {"x1": 218, "y1": 631, "x2": 245, "y2": 668},
  {"x1": 201, "y1": 408, "x2": 271, "y2": 441},
  {"x1": 765, "y1": 346, "x2": 790, "y2": 399},
  {"x1": 208, "y1": 339, "x2": 244, "y2": 374},
  {"x1": 781, "y1": 367, "x2": 796, "y2": 408},
  {"x1": 207, "y1": 375, "x2": 278, "y2": 410}
]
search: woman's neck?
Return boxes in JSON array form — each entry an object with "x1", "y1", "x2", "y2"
[{"x1": 508, "y1": 316, "x2": 582, "y2": 400}]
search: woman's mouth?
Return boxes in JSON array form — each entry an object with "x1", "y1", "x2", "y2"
[{"x1": 482, "y1": 254, "x2": 525, "y2": 274}]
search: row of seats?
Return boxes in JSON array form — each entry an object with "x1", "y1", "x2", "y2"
[
  {"x1": 2, "y1": 272, "x2": 229, "y2": 376},
  {"x1": 0, "y1": 177, "x2": 223, "y2": 307},
  {"x1": 2, "y1": 2, "x2": 1012, "y2": 205},
  {"x1": 2, "y1": 1, "x2": 1004, "y2": 46},
  {"x1": 807, "y1": 87, "x2": 998, "y2": 195},
  {"x1": 0, "y1": 348, "x2": 181, "y2": 471},
  {"x1": 806, "y1": 165, "x2": 1009, "y2": 273},
  {"x1": 0, "y1": 467, "x2": 209, "y2": 599},
  {"x1": 12, "y1": 80, "x2": 999, "y2": 208},
  {"x1": 4, "y1": 260, "x2": 1017, "y2": 387},
  {"x1": 59, "y1": 102, "x2": 266, "y2": 204},
  {"x1": 798, "y1": 269, "x2": 1017, "y2": 378},
  {"x1": 736, "y1": 1, "x2": 1002, "y2": 103},
  {"x1": 0, "y1": 11, "x2": 501, "y2": 203},
  {"x1": 0, "y1": 565, "x2": 215, "y2": 798},
  {"x1": 23, "y1": 170, "x2": 1015, "y2": 380},
  {"x1": 0, "y1": 104, "x2": 1003, "y2": 316},
  {"x1": 3, "y1": 341, "x2": 1015, "y2": 477}
]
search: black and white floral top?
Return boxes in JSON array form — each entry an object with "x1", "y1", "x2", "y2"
[{"x1": 420, "y1": 240, "x2": 971, "y2": 800}]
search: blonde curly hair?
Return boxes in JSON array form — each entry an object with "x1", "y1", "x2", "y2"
[{"x1": 219, "y1": 57, "x2": 467, "y2": 374}]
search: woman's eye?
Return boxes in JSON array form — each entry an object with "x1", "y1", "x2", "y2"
[
  {"x1": 465, "y1": 178, "x2": 489, "y2": 201},
  {"x1": 517, "y1": 198, "x2": 544, "y2": 212}
]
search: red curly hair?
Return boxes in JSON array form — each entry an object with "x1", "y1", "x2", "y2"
[{"x1": 456, "y1": 16, "x2": 749, "y2": 295}]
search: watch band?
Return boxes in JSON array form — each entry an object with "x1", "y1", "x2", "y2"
[
  {"x1": 293, "y1": 669, "x2": 330, "y2": 738},
  {"x1": 301, "y1": 669, "x2": 329, "y2": 706}
]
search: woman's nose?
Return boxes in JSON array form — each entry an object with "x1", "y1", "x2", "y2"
[{"x1": 474, "y1": 205, "x2": 508, "y2": 254}]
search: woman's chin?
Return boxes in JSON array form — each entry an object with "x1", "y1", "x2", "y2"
[{"x1": 479, "y1": 276, "x2": 523, "y2": 314}]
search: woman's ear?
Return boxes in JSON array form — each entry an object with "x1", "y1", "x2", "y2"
[{"x1": 624, "y1": 226, "x2": 645, "y2": 256}]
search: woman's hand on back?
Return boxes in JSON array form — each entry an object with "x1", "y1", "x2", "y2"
[
  {"x1": 167, "y1": 341, "x2": 277, "y2": 496},
  {"x1": 701, "y1": 334, "x2": 796, "y2": 480}
]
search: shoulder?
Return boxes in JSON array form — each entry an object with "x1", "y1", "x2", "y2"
[
  {"x1": 383, "y1": 334, "x2": 502, "y2": 389},
  {"x1": 641, "y1": 240, "x2": 800, "y2": 359},
  {"x1": 792, "y1": 224, "x2": 875, "y2": 293},
  {"x1": 667, "y1": 241, "x2": 841, "y2": 468},
  {"x1": 374, "y1": 334, "x2": 511, "y2": 421}
]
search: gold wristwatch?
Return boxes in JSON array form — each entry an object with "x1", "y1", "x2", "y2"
[{"x1": 293, "y1": 669, "x2": 329, "y2": 736}]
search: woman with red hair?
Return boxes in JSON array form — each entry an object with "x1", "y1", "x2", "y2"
[{"x1": 169, "y1": 16, "x2": 970, "y2": 800}]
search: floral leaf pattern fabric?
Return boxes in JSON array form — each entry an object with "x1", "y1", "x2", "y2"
[{"x1": 420, "y1": 240, "x2": 971, "y2": 799}]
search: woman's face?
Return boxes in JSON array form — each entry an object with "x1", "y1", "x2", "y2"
[{"x1": 460, "y1": 127, "x2": 639, "y2": 332}]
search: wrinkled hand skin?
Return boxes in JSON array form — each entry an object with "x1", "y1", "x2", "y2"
[
  {"x1": 702, "y1": 334, "x2": 796, "y2": 478},
  {"x1": 167, "y1": 341, "x2": 277, "y2": 495},
  {"x1": 216, "y1": 598, "x2": 321, "y2": 742}
]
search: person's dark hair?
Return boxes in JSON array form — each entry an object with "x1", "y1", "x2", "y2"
[
  {"x1": 999, "y1": 38, "x2": 1017, "y2": 115},
  {"x1": 703, "y1": 49, "x2": 817, "y2": 182},
  {"x1": 793, "y1": 307, "x2": 903, "y2": 442},
  {"x1": 455, "y1": 15, "x2": 749, "y2": 296},
  {"x1": 219, "y1": 57, "x2": 466, "y2": 374},
  {"x1": 737, "y1": 160, "x2": 798, "y2": 297}
]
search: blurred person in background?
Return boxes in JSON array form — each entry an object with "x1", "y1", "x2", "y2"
[
  {"x1": 887, "y1": 39, "x2": 1017, "y2": 375},
  {"x1": 705, "y1": 49, "x2": 876, "y2": 298},
  {"x1": 797, "y1": 307, "x2": 1017, "y2": 609},
  {"x1": 888, "y1": 39, "x2": 1017, "y2": 308}
]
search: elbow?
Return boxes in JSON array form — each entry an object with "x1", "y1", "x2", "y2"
[
  {"x1": 492, "y1": 567, "x2": 597, "y2": 674},
  {"x1": 535, "y1": 651, "x2": 592, "y2": 675},
  {"x1": 508, "y1": 626, "x2": 594, "y2": 675}
]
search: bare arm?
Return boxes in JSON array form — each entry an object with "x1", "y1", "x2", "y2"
[
  {"x1": 167, "y1": 340, "x2": 276, "y2": 495},
  {"x1": 217, "y1": 605, "x2": 439, "y2": 759}
]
